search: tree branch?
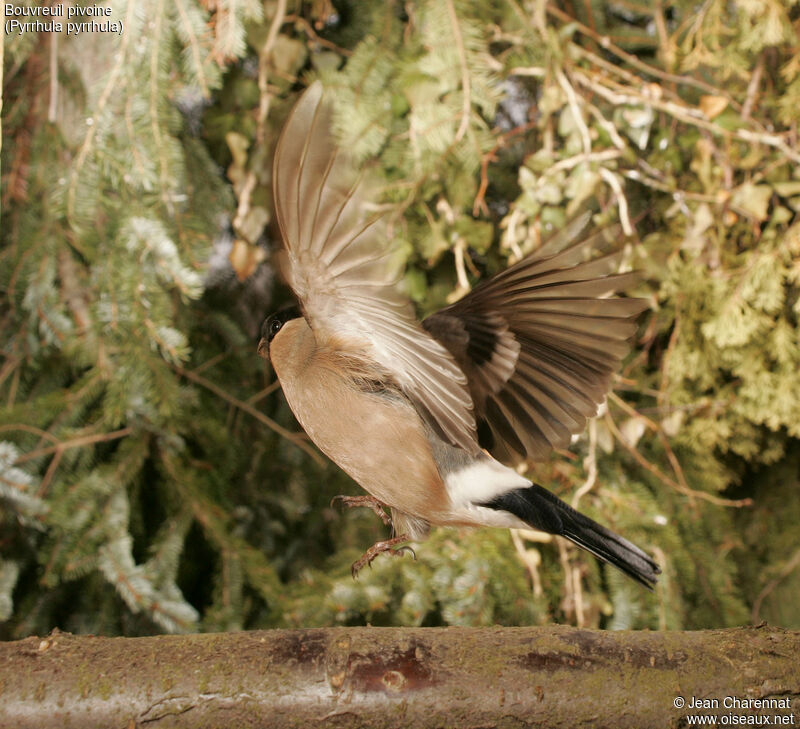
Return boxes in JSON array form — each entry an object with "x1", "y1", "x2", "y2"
[{"x1": 2, "y1": 626, "x2": 798, "y2": 728}]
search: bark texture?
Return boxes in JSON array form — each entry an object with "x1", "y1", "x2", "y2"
[{"x1": 1, "y1": 625, "x2": 798, "y2": 728}]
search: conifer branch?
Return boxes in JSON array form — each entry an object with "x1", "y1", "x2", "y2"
[
  {"x1": 47, "y1": 30, "x2": 58, "y2": 124},
  {"x1": 752, "y1": 547, "x2": 800, "y2": 623},
  {"x1": 604, "y1": 410, "x2": 752, "y2": 509},
  {"x1": 444, "y1": 0, "x2": 471, "y2": 143},
  {"x1": 545, "y1": 3, "x2": 744, "y2": 111},
  {"x1": 571, "y1": 419, "x2": 597, "y2": 510},
  {"x1": 0, "y1": 0, "x2": 3, "y2": 170},
  {"x1": 571, "y1": 69, "x2": 800, "y2": 165},
  {"x1": 13, "y1": 428, "x2": 134, "y2": 465},
  {"x1": 66, "y1": 0, "x2": 136, "y2": 230},
  {"x1": 598, "y1": 167, "x2": 633, "y2": 236},
  {"x1": 99, "y1": 541, "x2": 198, "y2": 633},
  {"x1": 174, "y1": 0, "x2": 211, "y2": 98},
  {"x1": 473, "y1": 117, "x2": 536, "y2": 216},
  {"x1": 246, "y1": 380, "x2": 282, "y2": 404},
  {"x1": 57, "y1": 249, "x2": 90, "y2": 334},
  {"x1": 231, "y1": 0, "x2": 287, "y2": 243},
  {"x1": 150, "y1": 0, "x2": 172, "y2": 213},
  {"x1": 258, "y1": 0, "x2": 288, "y2": 141},
  {"x1": 0, "y1": 424, "x2": 60, "y2": 446},
  {"x1": 608, "y1": 392, "x2": 693, "y2": 500},
  {"x1": 173, "y1": 365, "x2": 325, "y2": 466},
  {"x1": 285, "y1": 14, "x2": 353, "y2": 57},
  {"x1": 555, "y1": 69, "x2": 591, "y2": 155},
  {"x1": 741, "y1": 52, "x2": 765, "y2": 121}
]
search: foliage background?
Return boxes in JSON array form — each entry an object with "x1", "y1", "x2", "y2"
[{"x1": 1, "y1": 0, "x2": 799, "y2": 638}]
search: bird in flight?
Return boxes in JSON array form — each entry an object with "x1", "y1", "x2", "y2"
[{"x1": 258, "y1": 82, "x2": 660, "y2": 589}]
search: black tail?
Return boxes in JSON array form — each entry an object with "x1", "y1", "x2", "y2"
[{"x1": 482, "y1": 483, "x2": 660, "y2": 589}]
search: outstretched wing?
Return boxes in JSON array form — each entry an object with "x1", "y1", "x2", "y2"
[
  {"x1": 423, "y1": 221, "x2": 647, "y2": 462},
  {"x1": 272, "y1": 82, "x2": 479, "y2": 453}
]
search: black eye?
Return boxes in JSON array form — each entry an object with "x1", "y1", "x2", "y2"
[{"x1": 262, "y1": 305, "x2": 301, "y2": 345}]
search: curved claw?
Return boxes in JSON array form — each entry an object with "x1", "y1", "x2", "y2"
[
  {"x1": 350, "y1": 534, "x2": 414, "y2": 578},
  {"x1": 393, "y1": 545, "x2": 416, "y2": 561}
]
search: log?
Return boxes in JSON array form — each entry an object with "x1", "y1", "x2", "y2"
[{"x1": 1, "y1": 625, "x2": 798, "y2": 728}]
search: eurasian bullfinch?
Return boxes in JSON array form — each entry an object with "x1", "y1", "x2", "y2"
[{"x1": 258, "y1": 82, "x2": 660, "y2": 588}]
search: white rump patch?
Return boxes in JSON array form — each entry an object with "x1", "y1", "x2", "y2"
[{"x1": 445, "y1": 458, "x2": 530, "y2": 508}]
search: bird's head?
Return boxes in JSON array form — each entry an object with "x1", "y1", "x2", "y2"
[{"x1": 258, "y1": 304, "x2": 302, "y2": 359}]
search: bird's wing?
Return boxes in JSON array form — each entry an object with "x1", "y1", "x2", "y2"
[
  {"x1": 423, "y1": 219, "x2": 648, "y2": 462},
  {"x1": 272, "y1": 81, "x2": 479, "y2": 453}
]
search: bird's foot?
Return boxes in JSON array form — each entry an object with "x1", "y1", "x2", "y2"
[
  {"x1": 331, "y1": 494, "x2": 392, "y2": 526},
  {"x1": 351, "y1": 535, "x2": 415, "y2": 578}
]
